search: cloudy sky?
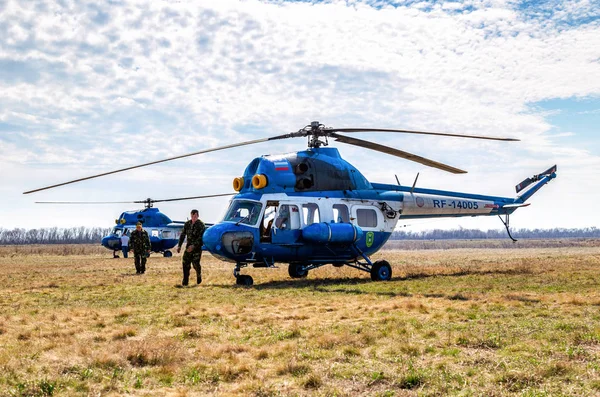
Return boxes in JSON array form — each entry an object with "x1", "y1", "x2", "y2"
[{"x1": 1, "y1": 0, "x2": 599, "y2": 233}]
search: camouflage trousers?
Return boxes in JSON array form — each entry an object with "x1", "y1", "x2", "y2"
[
  {"x1": 134, "y1": 253, "x2": 147, "y2": 274},
  {"x1": 182, "y1": 250, "x2": 202, "y2": 285}
]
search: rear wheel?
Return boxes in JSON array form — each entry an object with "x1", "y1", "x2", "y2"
[
  {"x1": 288, "y1": 263, "x2": 308, "y2": 279},
  {"x1": 371, "y1": 260, "x2": 392, "y2": 281},
  {"x1": 163, "y1": 250, "x2": 173, "y2": 258}
]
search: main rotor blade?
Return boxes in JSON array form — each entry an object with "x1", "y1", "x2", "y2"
[
  {"x1": 328, "y1": 128, "x2": 519, "y2": 142},
  {"x1": 331, "y1": 133, "x2": 467, "y2": 174},
  {"x1": 145, "y1": 193, "x2": 235, "y2": 203},
  {"x1": 23, "y1": 135, "x2": 293, "y2": 195},
  {"x1": 36, "y1": 193, "x2": 236, "y2": 205},
  {"x1": 35, "y1": 201, "x2": 135, "y2": 204}
]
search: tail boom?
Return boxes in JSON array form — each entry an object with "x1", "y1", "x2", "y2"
[{"x1": 372, "y1": 165, "x2": 557, "y2": 220}]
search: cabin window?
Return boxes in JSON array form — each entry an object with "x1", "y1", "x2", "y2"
[
  {"x1": 357, "y1": 208, "x2": 377, "y2": 228},
  {"x1": 302, "y1": 203, "x2": 320, "y2": 226},
  {"x1": 332, "y1": 204, "x2": 350, "y2": 223},
  {"x1": 275, "y1": 204, "x2": 300, "y2": 230},
  {"x1": 223, "y1": 200, "x2": 263, "y2": 226},
  {"x1": 151, "y1": 229, "x2": 159, "y2": 238},
  {"x1": 162, "y1": 230, "x2": 172, "y2": 238}
]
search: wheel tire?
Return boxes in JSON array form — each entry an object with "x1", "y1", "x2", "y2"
[
  {"x1": 371, "y1": 260, "x2": 392, "y2": 281},
  {"x1": 236, "y1": 275, "x2": 254, "y2": 286},
  {"x1": 163, "y1": 250, "x2": 173, "y2": 258},
  {"x1": 288, "y1": 263, "x2": 308, "y2": 279}
]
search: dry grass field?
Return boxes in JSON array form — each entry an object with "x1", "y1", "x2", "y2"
[{"x1": 0, "y1": 241, "x2": 599, "y2": 396}]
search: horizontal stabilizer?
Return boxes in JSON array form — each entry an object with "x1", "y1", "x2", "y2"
[
  {"x1": 515, "y1": 165, "x2": 557, "y2": 193},
  {"x1": 503, "y1": 203, "x2": 531, "y2": 209}
]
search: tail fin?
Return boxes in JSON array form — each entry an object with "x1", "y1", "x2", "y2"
[{"x1": 515, "y1": 165, "x2": 557, "y2": 203}]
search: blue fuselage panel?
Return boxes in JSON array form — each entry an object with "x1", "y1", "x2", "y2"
[
  {"x1": 203, "y1": 223, "x2": 390, "y2": 265},
  {"x1": 101, "y1": 236, "x2": 178, "y2": 253}
]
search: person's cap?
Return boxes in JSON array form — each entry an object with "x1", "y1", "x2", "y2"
[{"x1": 136, "y1": 222, "x2": 142, "y2": 226}]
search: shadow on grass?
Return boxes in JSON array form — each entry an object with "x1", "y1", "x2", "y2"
[
  {"x1": 210, "y1": 266, "x2": 534, "y2": 298},
  {"x1": 219, "y1": 266, "x2": 531, "y2": 286},
  {"x1": 212, "y1": 276, "x2": 403, "y2": 296},
  {"x1": 214, "y1": 276, "x2": 372, "y2": 290}
]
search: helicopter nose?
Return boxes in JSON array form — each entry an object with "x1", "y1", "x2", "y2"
[
  {"x1": 101, "y1": 236, "x2": 119, "y2": 249},
  {"x1": 202, "y1": 225, "x2": 223, "y2": 253},
  {"x1": 101, "y1": 236, "x2": 109, "y2": 248},
  {"x1": 203, "y1": 224, "x2": 255, "y2": 258}
]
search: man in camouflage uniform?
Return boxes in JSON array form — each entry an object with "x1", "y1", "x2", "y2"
[
  {"x1": 130, "y1": 222, "x2": 151, "y2": 274},
  {"x1": 177, "y1": 209, "x2": 206, "y2": 286}
]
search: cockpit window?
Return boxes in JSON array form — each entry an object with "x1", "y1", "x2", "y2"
[
  {"x1": 223, "y1": 200, "x2": 263, "y2": 226},
  {"x1": 112, "y1": 228, "x2": 123, "y2": 237}
]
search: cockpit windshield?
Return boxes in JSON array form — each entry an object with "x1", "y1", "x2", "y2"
[
  {"x1": 222, "y1": 200, "x2": 263, "y2": 226},
  {"x1": 111, "y1": 227, "x2": 123, "y2": 237}
]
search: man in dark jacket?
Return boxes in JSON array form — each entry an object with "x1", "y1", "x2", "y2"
[
  {"x1": 130, "y1": 222, "x2": 151, "y2": 274},
  {"x1": 177, "y1": 209, "x2": 206, "y2": 286}
]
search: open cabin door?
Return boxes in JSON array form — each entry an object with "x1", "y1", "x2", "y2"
[{"x1": 272, "y1": 204, "x2": 302, "y2": 245}]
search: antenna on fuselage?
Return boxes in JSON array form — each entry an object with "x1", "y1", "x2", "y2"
[
  {"x1": 410, "y1": 173, "x2": 419, "y2": 194},
  {"x1": 395, "y1": 175, "x2": 401, "y2": 186}
]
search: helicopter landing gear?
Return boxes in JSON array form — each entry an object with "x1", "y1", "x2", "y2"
[
  {"x1": 288, "y1": 263, "x2": 308, "y2": 279},
  {"x1": 236, "y1": 275, "x2": 254, "y2": 286},
  {"x1": 349, "y1": 244, "x2": 392, "y2": 281},
  {"x1": 371, "y1": 260, "x2": 392, "y2": 281},
  {"x1": 163, "y1": 250, "x2": 173, "y2": 258},
  {"x1": 233, "y1": 263, "x2": 253, "y2": 286}
]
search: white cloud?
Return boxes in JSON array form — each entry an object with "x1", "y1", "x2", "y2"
[{"x1": 1, "y1": 0, "x2": 599, "y2": 229}]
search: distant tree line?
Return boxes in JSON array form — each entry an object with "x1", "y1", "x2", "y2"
[
  {"x1": 0, "y1": 227, "x2": 111, "y2": 245},
  {"x1": 0, "y1": 226, "x2": 598, "y2": 245},
  {"x1": 390, "y1": 227, "x2": 600, "y2": 240}
]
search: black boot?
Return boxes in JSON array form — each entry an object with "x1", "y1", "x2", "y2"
[
  {"x1": 182, "y1": 267, "x2": 190, "y2": 286},
  {"x1": 197, "y1": 274, "x2": 202, "y2": 284}
]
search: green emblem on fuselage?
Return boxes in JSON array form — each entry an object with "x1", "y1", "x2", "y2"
[{"x1": 366, "y1": 231, "x2": 374, "y2": 248}]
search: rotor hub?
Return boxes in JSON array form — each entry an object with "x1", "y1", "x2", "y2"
[{"x1": 303, "y1": 121, "x2": 330, "y2": 148}]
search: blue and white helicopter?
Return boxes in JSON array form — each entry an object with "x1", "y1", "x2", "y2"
[
  {"x1": 103, "y1": 199, "x2": 184, "y2": 258},
  {"x1": 25, "y1": 122, "x2": 557, "y2": 285},
  {"x1": 35, "y1": 196, "x2": 227, "y2": 258}
]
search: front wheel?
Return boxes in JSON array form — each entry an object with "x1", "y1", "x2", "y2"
[
  {"x1": 163, "y1": 250, "x2": 173, "y2": 258},
  {"x1": 371, "y1": 260, "x2": 392, "y2": 281},
  {"x1": 288, "y1": 263, "x2": 308, "y2": 279},
  {"x1": 236, "y1": 275, "x2": 254, "y2": 286}
]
